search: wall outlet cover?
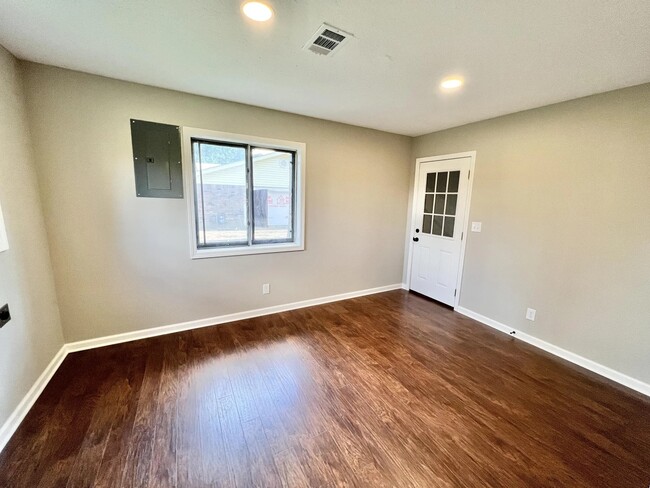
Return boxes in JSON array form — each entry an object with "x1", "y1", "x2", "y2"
[
  {"x1": 0, "y1": 202, "x2": 9, "y2": 253},
  {"x1": 471, "y1": 222, "x2": 482, "y2": 232},
  {"x1": 526, "y1": 308, "x2": 536, "y2": 321},
  {"x1": 262, "y1": 283, "x2": 270, "y2": 295}
]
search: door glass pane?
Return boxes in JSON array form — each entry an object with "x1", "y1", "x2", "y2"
[
  {"x1": 432, "y1": 215, "x2": 443, "y2": 235},
  {"x1": 434, "y1": 194, "x2": 446, "y2": 214},
  {"x1": 193, "y1": 141, "x2": 248, "y2": 247},
  {"x1": 443, "y1": 217, "x2": 455, "y2": 237},
  {"x1": 426, "y1": 173, "x2": 436, "y2": 192},
  {"x1": 436, "y1": 172, "x2": 448, "y2": 192},
  {"x1": 445, "y1": 194, "x2": 457, "y2": 215},
  {"x1": 448, "y1": 171, "x2": 460, "y2": 192},
  {"x1": 424, "y1": 194, "x2": 434, "y2": 213},
  {"x1": 422, "y1": 214, "x2": 432, "y2": 234},
  {"x1": 252, "y1": 148, "x2": 294, "y2": 243}
]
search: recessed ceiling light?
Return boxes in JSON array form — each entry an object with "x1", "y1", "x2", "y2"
[
  {"x1": 440, "y1": 77, "x2": 464, "y2": 90},
  {"x1": 242, "y1": 2, "x2": 273, "y2": 22}
]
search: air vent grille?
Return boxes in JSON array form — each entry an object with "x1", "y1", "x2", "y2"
[
  {"x1": 313, "y1": 35, "x2": 338, "y2": 51},
  {"x1": 304, "y1": 24, "x2": 352, "y2": 56},
  {"x1": 322, "y1": 29, "x2": 346, "y2": 43}
]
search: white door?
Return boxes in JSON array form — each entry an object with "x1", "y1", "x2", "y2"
[{"x1": 409, "y1": 156, "x2": 472, "y2": 306}]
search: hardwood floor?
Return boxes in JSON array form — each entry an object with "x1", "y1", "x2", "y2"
[{"x1": 1, "y1": 290, "x2": 649, "y2": 487}]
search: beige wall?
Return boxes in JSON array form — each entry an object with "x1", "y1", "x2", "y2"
[
  {"x1": 411, "y1": 84, "x2": 650, "y2": 384},
  {"x1": 0, "y1": 49, "x2": 64, "y2": 429},
  {"x1": 21, "y1": 62, "x2": 412, "y2": 342}
]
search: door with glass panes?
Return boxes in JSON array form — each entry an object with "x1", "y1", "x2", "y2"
[{"x1": 409, "y1": 157, "x2": 471, "y2": 306}]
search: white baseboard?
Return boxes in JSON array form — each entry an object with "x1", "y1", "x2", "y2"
[
  {"x1": 66, "y1": 283, "x2": 403, "y2": 352},
  {"x1": 0, "y1": 345, "x2": 68, "y2": 453},
  {"x1": 455, "y1": 306, "x2": 650, "y2": 398}
]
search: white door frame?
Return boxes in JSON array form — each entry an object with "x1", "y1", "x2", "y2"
[{"x1": 404, "y1": 151, "x2": 476, "y2": 309}]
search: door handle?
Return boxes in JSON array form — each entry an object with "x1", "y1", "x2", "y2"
[{"x1": 413, "y1": 237, "x2": 419, "y2": 242}]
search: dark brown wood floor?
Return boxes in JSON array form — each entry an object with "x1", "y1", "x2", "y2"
[{"x1": 1, "y1": 291, "x2": 649, "y2": 487}]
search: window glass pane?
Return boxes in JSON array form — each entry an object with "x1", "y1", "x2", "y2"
[
  {"x1": 443, "y1": 216, "x2": 455, "y2": 237},
  {"x1": 448, "y1": 171, "x2": 460, "y2": 192},
  {"x1": 432, "y1": 215, "x2": 443, "y2": 236},
  {"x1": 426, "y1": 173, "x2": 436, "y2": 192},
  {"x1": 422, "y1": 214, "x2": 432, "y2": 234},
  {"x1": 424, "y1": 194, "x2": 434, "y2": 213},
  {"x1": 434, "y1": 194, "x2": 446, "y2": 214},
  {"x1": 445, "y1": 194, "x2": 457, "y2": 215},
  {"x1": 436, "y1": 172, "x2": 448, "y2": 192},
  {"x1": 252, "y1": 148, "x2": 294, "y2": 243},
  {"x1": 193, "y1": 142, "x2": 248, "y2": 247}
]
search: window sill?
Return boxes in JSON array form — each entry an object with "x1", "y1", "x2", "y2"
[{"x1": 191, "y1": 242, "x2": 304, "y2": 259}]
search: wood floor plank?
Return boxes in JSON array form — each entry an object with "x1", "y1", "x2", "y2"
[
  {"x1": 194, "y1": 339, "x2": 232, "y2": 486},
  {"x1": 241, "y1": 417, "x2": 283, "y2": 487},
  {"x1": 147, "y1": 336, "x2": 181, "y2": 488},
  {"x1": 294, "y1": 430, "x2": 358, "y2": 488},
  {"x1": 175, "y1": 333, "x2": 210, "y2": 488},
  {"x1": 1, "y1": 290, "x2": 649, "y2": 487},
  {"x1": 93, "y1": 344, "x2": 148, "y2": 488},
  {"x1": 217, "y1": 394, "x2": 253, "y2": 487},
  {"x1": 119, "y1": 344, "x2": 164, "y2": 488},
  {"x1": 224, "y1": 323, "x2": 296, "y2": 455},
  {"x1": 273, "y1": 448, "x2": 311, "y2": 488},
  {"x1": 65, "y1": 371, "x2": 133, "y2": 488}
]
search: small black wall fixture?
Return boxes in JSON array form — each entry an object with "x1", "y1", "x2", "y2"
[
  {"x1": 131, "y1": 119, "x2": 183, "y2": 198},
  {"x1": 0, "y1": 304, "x2": 10, "y2": 328}
]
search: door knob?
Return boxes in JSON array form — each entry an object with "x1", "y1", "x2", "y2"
[{"x1": 413, "y1": 237, "x2": 419, "y2": 242}]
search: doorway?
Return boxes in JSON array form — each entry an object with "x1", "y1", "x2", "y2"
[{"x1": 406, "y1": 152, "x2": 475, "y2": 307}]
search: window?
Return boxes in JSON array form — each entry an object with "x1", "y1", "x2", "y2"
[
  {"x1": 183, "y1": 128, "x2": 305, "y2": 258},
  {"x1": 422, "y1": 170, "x2": 459, "y2": 238}
]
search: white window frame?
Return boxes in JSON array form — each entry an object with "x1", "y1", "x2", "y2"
[{"x1": 182, "y1": 127, "x2": 306, "y2": 259}]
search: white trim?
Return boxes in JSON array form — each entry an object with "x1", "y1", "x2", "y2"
[
  {"x1": 456, "y1": 307, "x2": 650, "y2": 397},
  {"x1": 191, "y1": 241, "x2": 303, "y2": 259},
  {"x1": 66, "y1": 283, "x2": 402, "y2": 352},
  {"x1": 0, "y1": 345, "x2": 68, "y2": 453},
  {"x1": 181, "y1": 126, "x2": 306, "y2": 260},
  {"x1": 404, "y1": 151, "x2": 476, "y2": 308}
]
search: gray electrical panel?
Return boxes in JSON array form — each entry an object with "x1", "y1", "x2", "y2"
[{"x1": 131, "y1": 119, "x2": 183, "y2": 198}]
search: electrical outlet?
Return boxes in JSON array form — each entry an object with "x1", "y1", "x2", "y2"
[
  {"x1": 0, "y1": 304, "x2": 10, "y2": 328},
  {"x1": 471, "y1": 222, "x2": 482, "y2": 232},
  {"x1": 262, "y1": 283, "x2": 270, "y2": 295},
  {"x1": 526, "y1": 308, "x2": 536, "y2": 321}
]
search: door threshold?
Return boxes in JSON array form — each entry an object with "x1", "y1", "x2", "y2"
[{"x1": 407, "y1": 290, "x2": 454, "y2": 310}]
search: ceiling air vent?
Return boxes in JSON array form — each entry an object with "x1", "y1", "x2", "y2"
[{"x1": 303, "y1": 24, "x2": 352, "y2": 56}]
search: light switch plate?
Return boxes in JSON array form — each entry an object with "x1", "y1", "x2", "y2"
[
  {"x1": 471, "y1": 222, "x2": 482, "y2": 232},
  {"x1": 0, "y1": 201, "x2": 9, "y2": 253}
]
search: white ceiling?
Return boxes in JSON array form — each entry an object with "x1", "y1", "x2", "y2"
[{"x1": 1, "y1": 0, "x2": 649, "y2": 136}]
